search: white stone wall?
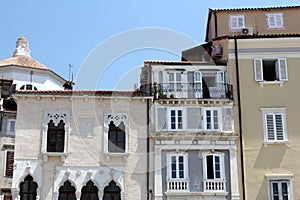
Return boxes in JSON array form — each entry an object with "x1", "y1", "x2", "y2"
[{"x1": 12, "y1": 95, "x2": 149, "y2": 200}]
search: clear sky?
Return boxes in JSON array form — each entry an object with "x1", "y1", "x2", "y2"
[{"x1": 0, "y1": 0, "x2": 299, "y2": 90}]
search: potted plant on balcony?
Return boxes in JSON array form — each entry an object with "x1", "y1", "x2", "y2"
[{"x1": 169, "y1": 94, "x2": 175, "y2": 99}]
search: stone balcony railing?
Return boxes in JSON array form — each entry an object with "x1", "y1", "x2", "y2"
[
  {"x1": 167, "y1": 180, "x2": 189, "y2": 191},
  {"x1": 203, "y1": 179, "x2": 226, "y2": 192}
]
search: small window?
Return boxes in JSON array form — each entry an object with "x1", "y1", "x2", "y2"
[
  {"x1": 168, "y1": 72, "x2": 182, "y2": 92},
  {"x1": 229, "y1": 15, "x2": 245, "y2": 31},
  {"x1": 5, "y1": 151, "x2": 14, "y2": 177},
  {"x1": 262, "y1": 108, "x2": 287, "y2": 144},
  {"x1": 267, "y1": 13, "x2": 284, "y2": 29},
  {"x1": 6, "y1": 119, "x2": 16, "y2": 136},
  {"x1": 168, "y1": 154, "x2": 187, "y2": 180},
  {"x1": 254, "y1": 58, "x2": 288, "y2": 82},
  {"x1": 169, "y1": 109, "x2": 183, "y2": 130},
  {"x1": 108, "y1": 121, "x2": 125, "y2": 153},
  {"x1": 47, "y1": 120, "x2": 65, "y2": 153},
  {"x1": 204, "y1": 108, "x2": 219, "y2": 131},
  {"x1": 270, "y1": 180, "x2": 291, "y2": 200},
  {"x1": 19, "y1": 84, "x2": 38, "y2": 91}
]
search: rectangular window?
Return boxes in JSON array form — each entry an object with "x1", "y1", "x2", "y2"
[
  {"x1": 203, "y1": 153, "x2": 224, "y2": 181},
  {"x1": 262, "y1": 109, "x2": 287, "y2": 143},
  {"x1": 170, "y1": 155, "x2": 185, "y2": 179},
  {"x1": 267, "y1": 13, "x2": 284, "y2": 28},
  {"x1": 205, "y1": 109, "x2": 219, "y2": 131},
  {"x1": 229, "y1": 15, "x2": 245, "y2": 31},
  {"x1": 170, "y1": 109, "x2": 183, "y2": 130},
  {"x1": 5, "y1": 150, "x2": 14, "y2": 177},
  {"x1": 6, "y1": 119, "x2": 16, "y2": 136},
  {"x1": 254, "y1": 58, "x2": 288, "y2": 82},
  {"x1": 270, "y1": 180, "x2": 290, "y2": 200},
  {"x1": 168, "y1": 72, "x2": 182, "y2": 91}
]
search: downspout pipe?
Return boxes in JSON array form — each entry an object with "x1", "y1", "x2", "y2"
[
  {"x1": 234, "y1": 37, "x2": 246, "y2": 200},
  {"x1": 146, "y1": 99, "x2": 152, "y2": 199}
]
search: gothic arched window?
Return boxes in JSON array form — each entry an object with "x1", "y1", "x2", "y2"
[
  {"x1": 47, "y1": 120, "x2": 65, "y2": 152},
  {"x1": 80, "y1": 180, "x2": 99, "y2": 200},
  {"x1": 58, "y1": 180, "x2": 76, "y2": 200},
  {"x1": 19, "y1": 175, "x2": 38, "y2": 200},
  {"x1": 108, "y1": 121, "x2": 125, "y2": 153},
  {"x1": 103, "y1": 181, "x2": 121, "y2": 200}
]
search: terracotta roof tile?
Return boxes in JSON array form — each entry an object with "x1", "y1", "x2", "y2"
[
  {"x1": 144, "y1": 60, "x2": 208, "y2": 65},
  {"x1": 14, "y1": 90, "x2": 150, "y2": 97},
  {"x1": 211, "y1": 5, "x2": 300, "y2": 12},
  {"x1": 229, "y1": 33, "x2": 300, "y2": 39}
]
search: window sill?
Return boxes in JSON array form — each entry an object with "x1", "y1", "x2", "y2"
[
  {"x1": 43, "y1": 152, "x2": 67, "y2": 162},
  {"x1": 258, "y1": 80, "x2": 285, "y2": 87},
  {"x1": 104, "y1": 152, "x2": 130, "y2": 161},
  {"x1": 263, "y1": 141, "x2": 288, "y2": 147}
]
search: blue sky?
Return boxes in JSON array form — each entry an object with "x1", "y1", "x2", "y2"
[{"x1": 0, "y1": 0, "x2": 299, "y2": 90}]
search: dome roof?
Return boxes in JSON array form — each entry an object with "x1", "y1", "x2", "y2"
[{"x1": 0, "y1": 56, "x2": 48, "y2": 70}]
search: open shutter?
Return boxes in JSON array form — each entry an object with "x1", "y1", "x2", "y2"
[
  {"x1": 5, "y1": 151, "x2": 14, "y2": 177},
  {"x1": 266, "y1": 114, "x2": 275, "y2": 140},
  {"x1": 187, "y1": 107, "x2": 202, "y2": 129},
  {"x1": 278, "y1": 58, "x2": 288, "y2": 81},
  {"x1": 157, "y1": 108, "x2": 167, "y2": 131},
  {"x1": 222, "y1": 108, "x2": 233, "y2": 131},
  {"x1": 275, "y1": 114, "x2": 284, "y2": 140},
  {"x1": 254, "y1": 58, "x2": 263, "y2": 81}
]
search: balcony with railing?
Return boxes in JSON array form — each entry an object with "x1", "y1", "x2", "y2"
[
  {"x1": 203, "y1": 179, "x2": 227, "y2": 192},
  {"x1": 166, "y1": 180, "x2": 189, "y2": 192},
  {"x1": 153, "y1": 83, "x2": 233, "y2": 100}
]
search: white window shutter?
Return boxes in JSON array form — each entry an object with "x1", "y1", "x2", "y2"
[
  {"x1": 266, "y1": 114, "x2": 275, "y2": 140},
  {"x1": 254, "y1": 58, "x2": 263, "y2": 81},
  {"x1": 275, "y1": 114, "x2": 284, "y2": 140},
  {"x1": 278, "y1": 58, "x2": 288, "y2": 81},
  {"x1": 222, "y1": 108, "x2": 233, "y2": 131},
  {"x1": 157, "y1": 108, "x2": 167, "y2": 130}
]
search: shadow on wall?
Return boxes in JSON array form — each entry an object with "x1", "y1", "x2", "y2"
[
  {"x1": 254, "y1": 144, "x2": 287, "y2": 169},
  {"x1": 256, "y1": 177, "x2": 268, "y2": 200}
]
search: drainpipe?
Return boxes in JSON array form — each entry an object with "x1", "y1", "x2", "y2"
[
  {"x1": 234, "y1": 37, "x2": 246, "y2": 200},
  {"x1": 146, "y1": 98, "x2": 151, "y2": 200}
]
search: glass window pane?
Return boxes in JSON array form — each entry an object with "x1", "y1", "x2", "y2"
[{"x1": 206, "y1": 155, "x2": 214, "y2": 179}]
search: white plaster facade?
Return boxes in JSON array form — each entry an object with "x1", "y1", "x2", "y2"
[{"x1": 11, "y1": 91, "x2": 151, "y2": 200}]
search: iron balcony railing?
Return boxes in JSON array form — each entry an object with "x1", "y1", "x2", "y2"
[{"x1": 153, "y1": 83, "x2": 233, "y2": 100}]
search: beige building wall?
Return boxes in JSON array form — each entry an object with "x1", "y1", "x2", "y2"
[
  {"x1": 207, "y1": 7, "x2": 300, "y2": 41},
  {"x1": 12, "y1": 93, "x2": 151, "y2": 200},
  {"x1": 229, "y1": 37, "x2": 300, "y2": 199}
]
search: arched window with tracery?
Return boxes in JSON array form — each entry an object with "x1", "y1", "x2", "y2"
[
  {"x1": 80, "y1": 180, "x2": 99, "y2": 200},
  {"x1": 58, "y1": 180, "x2": 76, "y2": 200},
  {"x1": 19, "y1": 175, "x2": 38, "y2": 200},
  {"x1": 103, "y1": 181, "x2": 121, "y2": 200},
  {"x1": 108, "y1": 121, "x2": 125, "y2": 153},
  {"x1": 47, "y1": 120, "x2": 65, "y2": 152}
]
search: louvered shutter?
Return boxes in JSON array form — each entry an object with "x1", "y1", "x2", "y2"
[
  {"x1": 157, "y1": 108, "x2": 167, "y2": 131},
  {"x1": 222, "y1": 108, "x2": 233, "y2": 131},
  {"x1": 5, "y1": 151, "x2": 14, "y2": 177},
  {"x1": 254, "y1": 58, "x2": 263, "y2": 81},
  {"x1": 275, "y1": 114, "x2": 284, "y2": 140},
  {"x1": 266, "y1": 114, "x2": 275, "y2": 140},
  {"x1": 278, "y1": 58, "x2": 288, "y2": 81},
  {"x1": 187, "y1": 107, "x2": 202, "y2": 129}
]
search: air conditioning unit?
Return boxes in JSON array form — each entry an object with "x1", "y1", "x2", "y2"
[{"x1": 241, "y1": 27, "x2": 253, "y2": 35}]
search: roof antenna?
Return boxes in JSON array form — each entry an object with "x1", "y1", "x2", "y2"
[
  {"x1": 63, "y1": 64, "x2": 75, "y2": 90},
  {"x1": 68, "y1": 64, "x2": 72, "y2": 81}
]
